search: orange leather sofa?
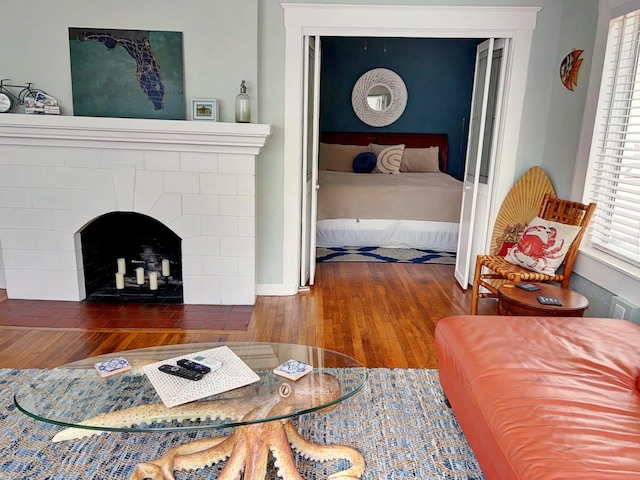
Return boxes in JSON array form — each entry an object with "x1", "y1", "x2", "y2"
[{"x1": 435, "y1": 315, "x2": 640, "y2": 479}]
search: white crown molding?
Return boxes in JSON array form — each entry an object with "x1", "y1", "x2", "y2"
[{"x1": 282, "y1": 3, "x2": 540, "y2": 34}]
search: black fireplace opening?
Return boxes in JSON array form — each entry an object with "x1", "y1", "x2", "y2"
[{"x1": 81, "y1": 212, "x2": 183, "y2": 303}]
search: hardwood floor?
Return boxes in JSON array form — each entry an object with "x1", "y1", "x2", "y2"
[{"x1": 0, "y1": 263, "x2": 497, "y2": 369}]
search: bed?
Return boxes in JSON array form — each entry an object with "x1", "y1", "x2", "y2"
[{"x1": 316, "y1": 132, "x2": 463, "y2": 252}]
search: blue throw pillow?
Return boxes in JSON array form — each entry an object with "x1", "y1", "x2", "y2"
[{"x1": 352, "y1": 151, "x2": 377, "y2": 173}]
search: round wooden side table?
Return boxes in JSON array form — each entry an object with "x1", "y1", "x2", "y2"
[{"x1": 498, "y1": 283, "x2": 589, "y2": 317}]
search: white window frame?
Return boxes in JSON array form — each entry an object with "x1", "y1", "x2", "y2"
[
  {"x1": 574, "y1": 0, "x2": 640, "y2": 305},
  {"x1": 586, "y1": 11, "x2": 640, "y2": 264}
]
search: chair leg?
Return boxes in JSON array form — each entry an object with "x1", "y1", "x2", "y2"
[{"x1": 470, "y1": 256, "x2": 483, "y2": 315}]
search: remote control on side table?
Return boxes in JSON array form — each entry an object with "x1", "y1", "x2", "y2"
[{"x1": 537, "y1": 296, "x2": 563, "y2": 306}]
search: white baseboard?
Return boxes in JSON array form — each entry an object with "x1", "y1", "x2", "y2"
[{"x1": 256, "y1": 283, "x2": 298, "y2": 296}]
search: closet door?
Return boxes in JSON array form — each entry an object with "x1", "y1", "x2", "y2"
[
  {"x1": 300, "y1": 35, "x2": 321, "y2": 287},
  {"x1": 455, "y1": 38, "x2": 506, "y2": 289}
]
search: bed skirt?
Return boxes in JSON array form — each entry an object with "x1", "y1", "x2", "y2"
[{"x1": 316, "y1": 218, "x2": 459, "y2": 252}]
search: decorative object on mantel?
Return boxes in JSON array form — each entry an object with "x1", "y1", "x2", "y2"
[
  {"x1": 0, "y1": 79, "x2": 59, "y2": 114},
  {"x1": 235, "y1": 80, "x2": 251, "y2": 123},
  {"x1": 69, "y1": 27, "x2": 185, "y2": 120},
  {"x1": 24, "y1": 91, "x2": 60, "y2": 115},
  {"x1": 191, "y1": 99, "x2": 218, "y2": 121},
  {"x1": 351, "y1": 68, "x2": 407, "y2": 127},
  {"x1": 559, "y1": 49, "x2": 584, "y2": 91}
]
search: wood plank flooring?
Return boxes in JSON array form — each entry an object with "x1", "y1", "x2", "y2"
[
  {"x1": 0, "y1": 299, "x2": 253, "y2": 330},
  {"x1": 0, "y1": 263, "x2": 497, "y2": 369}
]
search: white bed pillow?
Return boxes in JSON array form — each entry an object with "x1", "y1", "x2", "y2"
[
  {"x1": 319, "y1": 143, "x2": 368, "y2": 172},
  {"x1": 400, "y1": 147, "x2": 440, "y2": 173},
  {"x1": 368, "y1": 143, "x2": 405, "y2": 174}
]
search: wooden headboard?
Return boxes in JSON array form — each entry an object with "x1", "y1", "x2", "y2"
[{"x1": 319, "y1": 131, "x2": 449, "y2": 172}]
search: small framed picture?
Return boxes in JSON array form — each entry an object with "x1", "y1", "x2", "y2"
[{"x1": 192, "y1": 99, "x2": 218, "y2": 121}]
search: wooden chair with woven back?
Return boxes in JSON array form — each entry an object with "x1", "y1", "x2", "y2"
[{"x1": 469, "y1": 193, "x2": 596, "y2": 315}]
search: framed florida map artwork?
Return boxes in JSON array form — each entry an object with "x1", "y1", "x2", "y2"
[{"x1": 69, "y1": 28, "x2": 185, "y2": 119}]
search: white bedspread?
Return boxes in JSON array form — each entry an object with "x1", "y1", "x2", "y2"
[
  {"x1": 316, "y1": 218, "x2": 459, "y2": 251},
  {"x1": 317, "y1": 171, "x2": 463, "y2": 222}
]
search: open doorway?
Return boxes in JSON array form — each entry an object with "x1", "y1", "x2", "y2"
[
  {"x1": 282, "y1": 3, "x2": 541, "y2": 294},
  {"x1": 303, "y1": 36, "x2": 509, "y2": 288},
  {"x1": 308, "y1": 36, "x2": 481, "y2": 278}
]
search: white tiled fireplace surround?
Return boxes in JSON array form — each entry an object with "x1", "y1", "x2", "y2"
[{"x1": 0, "y1": 115, "x2": 271, "y2": 305}]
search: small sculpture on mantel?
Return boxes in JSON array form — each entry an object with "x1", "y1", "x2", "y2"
[
  {"x1": 0, "y1": 79, "x2": 59, "y2": 114},
  {"x1": 235, "y1": 80, "x2": 251, "y2": 123}
]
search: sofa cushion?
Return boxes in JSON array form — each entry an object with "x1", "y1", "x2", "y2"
[{"x1": 435, "y1": 316, "x2": 640, "y2": 480}]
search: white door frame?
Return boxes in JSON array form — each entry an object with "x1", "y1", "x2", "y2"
[
  {"x1": 455, "y1": 39, "x2": 496, "y2": 289},
  {"x1": 455, "y1": 38, "x2": 508, "y2": 289},
  {"x1": 281, "y1": 3, "x2": 540, "y2": 295},
  {"x1": 300, "y1": 35, "x2": 322, "y2": 287}
]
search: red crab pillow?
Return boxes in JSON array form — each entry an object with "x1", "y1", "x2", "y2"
[{"x1": 504, "y1": 216, "x2": 581, "y2": 275}]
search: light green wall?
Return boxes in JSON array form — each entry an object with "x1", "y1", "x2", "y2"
[
  {"x1": 257, "y1": 0, "x2": 599, "y2": 285},
  {"x1": 0, "y1": 0, "x2": 601, "y2": 290},
  {"x1": 570, "y1": 274, "x2": 612, "y2": 317},
  {"x1": 0, "y1": 0, "x2": 258, "y2": 122},
  {"x1": 540, "y1": 0, "x2": 599, "y2": 199}
]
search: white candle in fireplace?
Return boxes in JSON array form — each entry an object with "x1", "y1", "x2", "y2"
[
  {"x1": 117, "y1": 258, "x2": 126, "y2": 274},
  {"x1": 115, "y1": 272, "x2": 125, "y2": 290},
  {"x1": 136, "y1": 267, "x2": 145, "y2": 285},
  {"x1": 162, "y1": 259, "x2": 170, "y2": 276},
  {"x1": 149, "y1": 272, "x2": 158, "y2": 290}
]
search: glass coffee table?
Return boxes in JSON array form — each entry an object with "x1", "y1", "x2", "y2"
[{"x1": 14, "y1": 342, "x2": 368, "y2": 480}]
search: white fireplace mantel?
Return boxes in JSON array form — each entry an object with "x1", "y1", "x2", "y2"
[
  {"x1": 0, "y1": 114, "x2": 271, "y2": 153},
  {"x1": 0, "y1": 114, "x2": 271, "y2": 305}
]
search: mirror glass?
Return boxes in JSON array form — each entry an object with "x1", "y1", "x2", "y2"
[
  {"x1": 352, "y1": 68, "x2": 407, "y2": 127},
  {"x1": 366, "y1": 85, "x2": 391, "y2": 112}
]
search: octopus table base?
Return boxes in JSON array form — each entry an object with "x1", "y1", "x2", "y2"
[
  {"x1": 130, "y1": 418, "x2": 364, "y2": 480},
  {"x1": 50, "y1": 373, "x2": 365, "y2": 480}
]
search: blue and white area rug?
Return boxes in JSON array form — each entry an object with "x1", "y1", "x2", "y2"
[
  {"x1": 317, "y1": 247, "x2": 457, "y2": 264},
  {"x1": 1, "y1": 368, "x2": 483, "y2": 479}
]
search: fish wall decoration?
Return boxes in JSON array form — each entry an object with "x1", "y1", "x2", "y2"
[{"x1": 560, "y1": 49, "x2": 584, "y2": 91}]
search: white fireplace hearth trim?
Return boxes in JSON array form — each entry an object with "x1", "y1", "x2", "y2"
[{"x1": 0, "y1": 115, "x2": 271, "y2": 305}]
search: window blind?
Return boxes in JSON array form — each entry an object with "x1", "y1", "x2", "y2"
[{"x1": 587, "y1": 10, "x2": 640, "y2": 266}]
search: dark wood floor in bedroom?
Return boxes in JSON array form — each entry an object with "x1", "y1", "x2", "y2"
[{"x1": 0, "y1": 263, "x2": 498, "y2": 369}]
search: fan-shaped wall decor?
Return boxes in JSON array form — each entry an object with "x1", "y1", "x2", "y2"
[
  {"x1": 351, "y1": 68, "x2": 407, "y2": 127},
  {"x1": 490, "y1": 166, "x2": 556, "y2": 255}
]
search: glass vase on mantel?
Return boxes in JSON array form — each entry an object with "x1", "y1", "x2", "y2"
[{"x1": 235, "y1": 80, "x2": 251, "y2": 123}]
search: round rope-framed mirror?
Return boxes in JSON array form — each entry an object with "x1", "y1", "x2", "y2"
[{"x1": 351, "y1": 68, "x2": 408, "y2": 127}]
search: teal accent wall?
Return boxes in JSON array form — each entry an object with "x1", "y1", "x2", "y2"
[{"x1": 320, "y1": 37, "x2": 482, "y2": 179}]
